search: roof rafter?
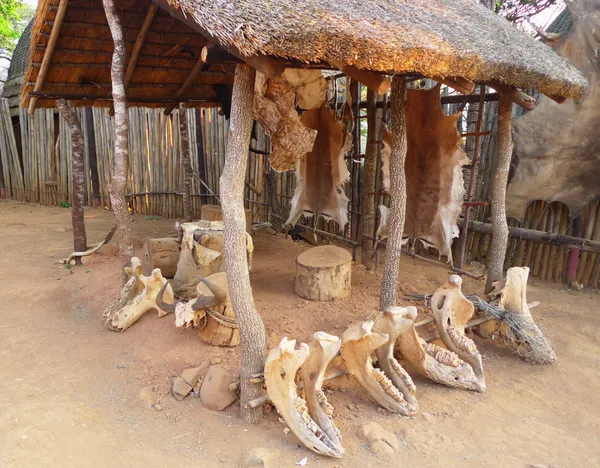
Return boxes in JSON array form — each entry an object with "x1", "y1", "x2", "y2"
[
  {"x1": 164, "y1": 46, "x2": 209, "y2": 115},
  {"x1": 124, "y1": 3, "x2": 158, "y2": 89}
]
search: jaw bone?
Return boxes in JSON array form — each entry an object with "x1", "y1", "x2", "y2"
[
  {"x1": 395, "y1": 306, "x2": 485, "y2": 392},
  {"x1": 301, "y1": 332, "x2": 344, "y2": 452},
  {"x1": 487, "y1": 267, "x2": 557, "y2": 364},
  {"x1": 265, "y1": 337, "x2": 344, "y2": 458},
  {"x1": 431, "y1": 275, "x2": 486, "y2": 389},
  {"x1": 340, "y1": 321, "x2": 413, "y2": 414},
  {"x1": 372, "y1": 308, "x2": 418, "y2": 414},
  {"x1": 104, "y1": 257, "x2": 174, "y2": 331}
]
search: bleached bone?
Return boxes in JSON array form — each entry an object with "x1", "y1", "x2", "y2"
[
  {"x1": 301, "y1": 332, "x2": 344, "y2": 453},
  {"x1": 340, "y1": 321, "x2": 413, "y2": 414},
  {"x1": 395, "y1": 306, "x2": 485, "y2": 392},
  {"x1": 486, "y1": 267, "x2": 556, "y2": 364},
  {"x1": 157, "y1": 272, "x2": 239, "y2": 347},
  {"x1": 372, "y1": 308, "x2": 418, "y2": 414},
  {"x1": 431, "y1": 275, "x2": 486, "y2": 388},
  {"x1": 265, "y1": 338, "x2": 344, "y2": 458},
  {"x1": 104, "y1": 257, "x2": 174, "y2": 331}
]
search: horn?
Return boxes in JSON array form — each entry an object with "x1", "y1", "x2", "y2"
[
  {"x1": 192, "y1": 276, "x2": 227, "y2": 311},
  {"x1": 156, "y1": 281, "x2": 178, "y2": 314}
]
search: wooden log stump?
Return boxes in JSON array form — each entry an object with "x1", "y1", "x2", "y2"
[
  {"x1": 201, "y1": 204, "x2": 252, "y2": 234},
  {"x1": 142, "y1": 237, "x2": 180, "y2": 278},
  {"x1": 295, "y1": 246, "x2": 352, "y2": 301}
]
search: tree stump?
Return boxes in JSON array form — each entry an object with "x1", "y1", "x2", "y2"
[
  {"x1": 295, "y1": 246, "x2": 352, "y2": 301},
  {"x1": 142, "y1": 238, "x2": 180, "y2": 278},
  {"x1": 201, "y1": 204, "x2": 252, "y2": 234}
]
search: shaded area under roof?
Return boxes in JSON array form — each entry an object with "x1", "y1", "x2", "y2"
[{"x1": 3, "y1": 19, "x2": 34, "y2": 115}]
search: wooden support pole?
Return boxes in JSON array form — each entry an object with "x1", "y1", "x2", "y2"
[
  {"x1": 164, "y1": 47, "x2": 208, "y2": 115},
  {"x1": 57, "y1": 100, "x2": 87, "y2": 256},
  {"x1": 124, "y1": 3, "x2": 158, "y2": 89},
  {"x1": 179, "y1": 104, "x2": 193, "y2": 222},
  {"x1": 360, "y1": 89, "x2": 379, "y2": 269},
  {"x1": 488, "y1": 82, "x2": 536, "y2": 111},
  {"x1": 28, "y1": 0, "x2": 69, "y2": 115},
  {"x1": 103, "y1": 0, "x2": 134, "y2": 283},
  {"x1": 380, "y1": 75, "x2": 407, "y2": 312},
  {"x1": 330, "y1": 61, "x2": 391, "y2": 95},
  {"x1": 485, "y1": 93, "x2": 513, "y2": 293},
  {"x1": 432, "y1": 76, "x2": 476, "y2": 95},
  {"x1": 220, "y1": 63, "x2": 266, "y2": 424}
]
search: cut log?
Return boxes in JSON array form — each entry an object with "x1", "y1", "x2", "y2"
[
  {"x1": 295, "y1": 246, "x2": 352, "y2": 301},
  {"x1": 142, "y1": 237, "x2": 180, "y2": 278},
  {"x1": 201, "y1": 204, "x2": 252, "y2": 234}
]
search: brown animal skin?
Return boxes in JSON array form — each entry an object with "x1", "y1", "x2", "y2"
[
  {"x1": 286, "y1": 105, "x2": 350, "y2": 227},
  {"x1": 507, "y1": 0, "x2": 600, "y2": 220}
]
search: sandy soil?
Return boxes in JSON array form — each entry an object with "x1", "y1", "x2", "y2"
[{"x1": 1, "y1": 200, "x2": 599, "y2": 468}]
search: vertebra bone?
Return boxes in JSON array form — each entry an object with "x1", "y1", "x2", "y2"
[
  {"x1": 265, "y1": 338, "x2": 343, "y2": 458},
  {"x1": 372, "y1": 307, "x2": 418, "y2": 414},
  {"x1": 395, "y1": 306, "x2": 485, "y2": 392},
  {"x1": 431, "y1": 275, "x2": 486, "y2": 389},
  {"x1": 301, "y1": 332, "x2": 344, "y2": 453},
  {"x1": 340, "y1": 321, "x2": 413, "y2": 414}
]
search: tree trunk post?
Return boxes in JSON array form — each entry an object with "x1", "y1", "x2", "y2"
[
  {"x1": 379, "y1": 76, "x2": 407, "y2": 312},
  {"x1": 360, "y1": 89, "x2": 380, "y2": 269},
  {"x1": 267, "y1": 167, "x2": 282, "y2": 232},
  {"x1": 220, "y1": 63, "x2": 266, "y2": 424},
  {"x1": 85, "y1": 106, "x2": 101, "y2": 207},
  {"x1": 485, "y1": 93, "x2": 513, "y2": 293},
  {"x1": 103, "y1": 0, "x2": 134, "y2": 283},
  {"x1": 179, "y1": 103, "x2": 193, "y2": 222},
  {"x1": 57, "y1": 99, "x2": 87, "y2": 256}
]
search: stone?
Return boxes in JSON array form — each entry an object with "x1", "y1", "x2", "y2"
[
  {"x1": 242, "y1": 448, "x2": 278, "y2": 468},
  {"x1": 56, "y1": 227, "x2": 66, "y2": 233},
  {"x1": 132, "y1": 386, "x2": 158, "y2": 409},
  {"x1": 210, "y1": 357, "x2": 223, "y2": 365},
  {"x1": 358, "y1": 422, "x2": 400, "y2": 453},
  {"x1": 200, "y1": 365, "x2": 237, "y2": 410},
  {"x1": 181, "y1": 365, "x2": 207, "y2": 387},
  {"x1": 172, "y1": 376, "x2": 193, "y2": 401}
]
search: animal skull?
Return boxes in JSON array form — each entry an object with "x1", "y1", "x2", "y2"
[
  {"x1": 340, "y1": 321, "x2": 413, "y2": 414},
  {"x1": 372, "y1": 308, "x2": 418, "y2": 414},
  {"x1": 301, "y1": 332, "x2": 344, "y2": 453},
  {"x1": 395, "y1": 306, "x2": 485, "y2": 392},
  {"x1": 104, "y1": 257, "x2": 174, "y2": 331},
  {"x1": 265, "y1": 337, "x2": 344, "y2": 458},
  {"x1": 431, "y1": 275, "x2": 486, "y2": 389}
]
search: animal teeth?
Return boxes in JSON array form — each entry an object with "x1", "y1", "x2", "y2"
[
  {"x1": 424, "y1": 342, "x2": 462, "y2": 367},
  {"x1": 448, "y1": 327, "x2": 477, "y2": 353},
  {"x1": 391, "y1": 358, "x2": 416, "y2": 394},
  {"x1": 373, "y1": 369, "x2": 404, "y2": 403}
]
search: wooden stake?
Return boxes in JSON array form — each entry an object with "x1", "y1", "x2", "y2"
[
  {"x1": 485, "y1": 93, "x2": 512, "y2": 293},
  {"x1": 179, "y1": 104, "x2": 193, "y2": 222},
  {"x1": 57, "y1": 99, "x2": 88, "y2": 256},
  {"x1": 124, "y1": 3, "x2": 158, "y2": 89},
  {"x1": 380, "y1": 75, "x2": 407, "y2": 312},
  {"x1": 28, "y1": 0, "x2": 70, "y2": 115},
  {"x1": 220, "y1": 63, "x2": 266, "y2": 424},
  {"x1": 103, "y1": 0, "x2": 134, "y2": 283}
]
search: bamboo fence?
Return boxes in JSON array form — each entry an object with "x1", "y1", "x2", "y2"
[{"x1": 1, "y1": 88, "x2": 599, "y2": 288}]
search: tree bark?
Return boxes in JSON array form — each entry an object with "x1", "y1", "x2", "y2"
[
  {"x1": 267, "y1": 167, "x2": 282, "y2": 232},
  {"x1": 103, "y1": 0, "x2": 133, "y2": 283},
  {"x1": 220, "y1": 63, "x2": 266, "y2": 424},
  {"x1": 380, "y1": 76, "x2": 407, "y2": 312},
  {"x1": 485, "y1": 93, "x2": 512, "y2": 293},
  {"x1": 57, "y1": 99, "x2": 87, "y2": 257},
  {"x1": 179, "y1": 103, "x2": 193, "y2": 222},
  {"x1": 360, "y1": 89, "x2": 379, "y2": 269}
]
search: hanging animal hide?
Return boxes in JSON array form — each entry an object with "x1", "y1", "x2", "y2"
[
  {"x1": 379, "y1": 84, "x2": 469, "y2": 262},
  {"x1": 286, "y1": 105, "x2": 351, "y2": 227},
  {"x1": 507, "y1": 1, "x2": 600, "y2": 219},
  {"x1": 253, "y1": 70, "x2": 327, "y2": 171}
]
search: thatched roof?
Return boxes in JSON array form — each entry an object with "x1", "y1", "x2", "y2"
[
  {"x1": 21, "y1": 0, "x2": 586, "y2": 110},
  {"x1": 3, "y1": 19, "x2": 33, "y2": 115},
  {"x1": 172, "y1": 0, "x2": 586, "y2": 99}
]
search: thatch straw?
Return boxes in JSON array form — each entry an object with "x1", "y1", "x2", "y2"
[{"x1": 173, "y1": 0, "x2": 587, "y2": 98}]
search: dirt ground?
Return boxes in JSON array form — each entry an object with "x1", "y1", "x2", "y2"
[{"x1": 1, "y1": 200, "x2": 599, "y2": 468}]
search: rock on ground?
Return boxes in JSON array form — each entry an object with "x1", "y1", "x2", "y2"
[
  {"x1": 181, "y1": 364, "x2": 208, "y2": 387},
  {"x1": 358, "y1": 421, "x2": 401, "y2": 453},
  {"x1": 200, "y1": 365, "x2": 237, "y2": 410},
  {"x1": 172, "y1": 376, "x2": 193, "y2": 401},
  {"x1": 132, "y1": 386, "x2": 159, "y2": 409},
  {"x1": 241, "y1": 448, "x2": 278, "y2": 468}
]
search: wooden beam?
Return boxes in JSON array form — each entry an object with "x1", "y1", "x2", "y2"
[
  {"x1": 151, "y1": 0, "x2": 285, "y2": 78},
  {"x1": 29, "y1": 0, "x2": 70, "y2": 115},
  {"x1": 163, "y1": 46, "x2": 208, "y2": 115},
  {"x1": 124, "y1": 3, "x2": 158, "y2": 88},
  {"x1": 488, "y1": 81, "x2": 536, "y2": 110},
  {"x1": 28, "y1": 90, "x2": 216, "y2": 104},
  {"x1": 432, "y1": 76, "x2": 476, "y2": 95},
  {"x1": 359, "y1": 93, "x2": 501, "y2": 108},
  {"x1": 330, "y1": 60, "x2": 391, "y2": 95}
]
